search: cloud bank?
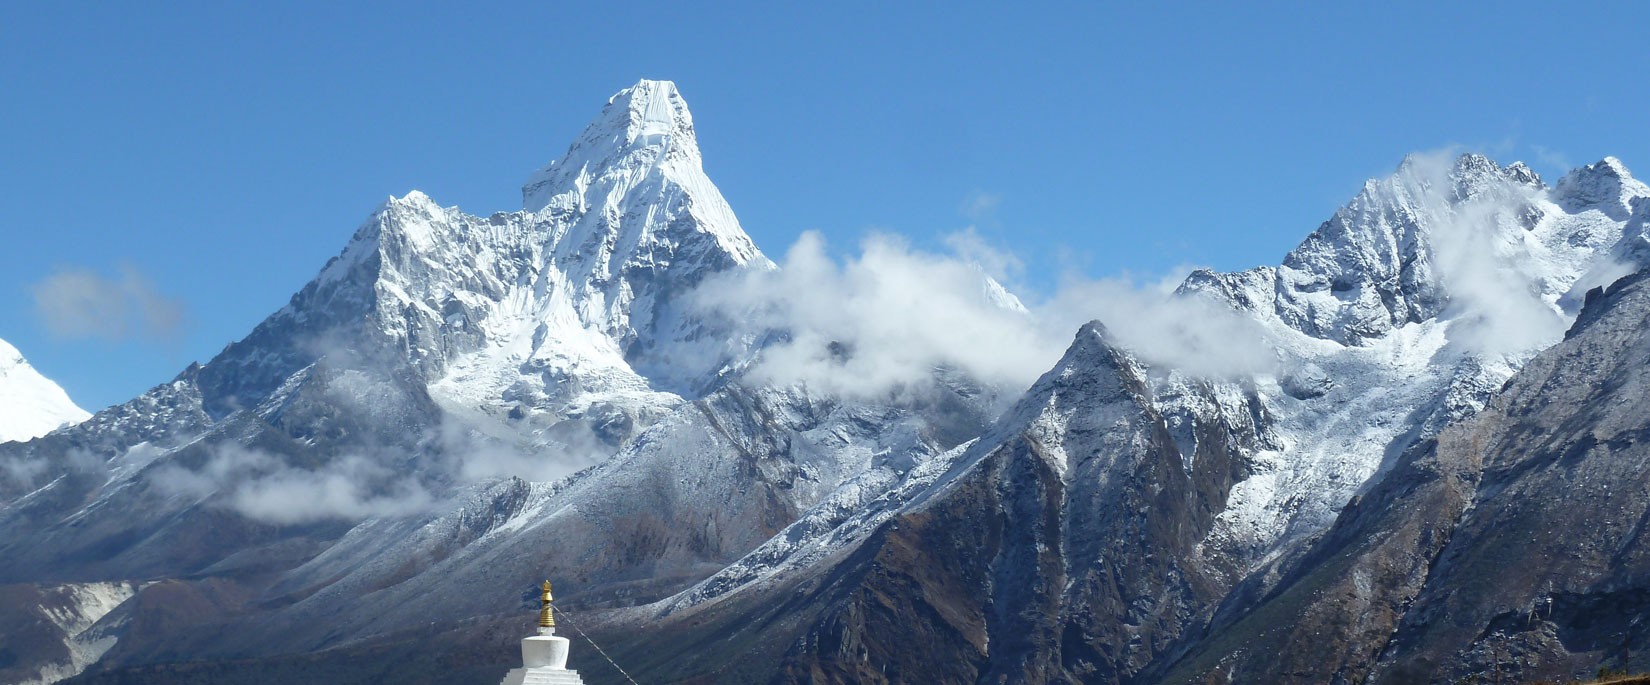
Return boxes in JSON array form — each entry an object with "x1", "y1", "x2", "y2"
[{"x1": 688, "y1": 230, "x2": 1279, "y2": 401}]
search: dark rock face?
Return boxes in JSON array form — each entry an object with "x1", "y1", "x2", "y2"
[
  {"x1": 1150, "y1": 415, "x2": 1481, "y2": 684},
  {"x1": 589, "y1": 324, "x2": 1272, "y2": 685},
  {"x1": 1373, "y1": 268, "x2": 1650, "y2": 682},
  {"x1": 1152, "y1": 268, "x2": 1650, "y2": 684}
]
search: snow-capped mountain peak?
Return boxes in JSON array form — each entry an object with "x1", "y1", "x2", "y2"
[
  {"x1": 145, "y1": 80, "x2": 771, "y2": 454},
  {"x1": 561, "y1": 78, "x2": 702, "y2": 166},
  {"x1": 0, "y1": 337, "x2": 88, "y2": 443},
  {"x1": 1161, "y1": 152, "x2": 1650, "y2": 563},
  {"x1": 1504, "y1": 160, "x2": 1543, "y2": 187},
  {"x1": 1554, "y1": 156, "x2": 1649, "y2": 218},
  {"x1": 10, "y1": 69, "x2": 1650, "y2": 685},
  {"x1": 522, "y1": 79, "x2": 759, "y2": 265},
  {"x1": 1179, "y1": 153, "x2": 1645, "y2": 347}
]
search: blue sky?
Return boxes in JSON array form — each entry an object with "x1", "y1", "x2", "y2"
[{"x1": 3, "y1": 2, "x2": 1648, "y2": 411}]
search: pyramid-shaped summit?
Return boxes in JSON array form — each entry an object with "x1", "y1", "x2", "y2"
[
  {"x1": 0, "y1": 79, "x2": 774, "y2": 650},
  {"x1": 524, "y1": 79, "x2": 709, "y2": 210},
  {"x1": 189, "y1": 78, "x2": 770, "y2": 438}
]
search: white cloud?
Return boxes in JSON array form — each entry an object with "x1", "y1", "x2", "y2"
[
  {"x1": 142, "y1": 415, "x2": 603, "y2": 523},
  {"x1": 1396, "y1": 151, "x2": 1570, "y2": 357},
  {"x1": 149, "y1": 444, "x2": 436, "y2": 524},
  {"x1": 31, "y1": 264, "x2": 187, "y2": 342},
  {"x1": 685, "y1": 230, "x2": 1279, "y2": 401},
  {"x1": 436, "y1": 415, "x2": 607, "y2": 484},
  {"x1": 688, "y1": 231, "x2": 1057, "y2": 398},
  {"x1": 227, "y1": 456, "x2": 434, "y2": 525},
  {"x1": 1040, "y1": 273, "x2": 1280, "y2": 379},
  {"x1": 0, "y1": 455, "x2": 50, "y2": 488},
  {"x1": 1, "y1": 448, "x2": 107, "y2": 492},
  {"x1": 943, "y1": 227, "x2": 1024, "y2": 284}
]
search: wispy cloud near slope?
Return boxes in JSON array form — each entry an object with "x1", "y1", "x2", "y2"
[{"x1": 31, "y1": 264, "x2": 187, "y2": 342}]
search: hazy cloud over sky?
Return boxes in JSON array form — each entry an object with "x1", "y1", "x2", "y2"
[
  {"x1": 959, "y1": 190, "x2": 1002, "y2": 224},
  {"x1": 31, "y1": 264, "x2": 187, "y2": 342}
]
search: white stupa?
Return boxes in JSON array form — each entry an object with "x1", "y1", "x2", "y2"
[{"x1": 500, "y1": 580, "x2": 585, "y2": 685}]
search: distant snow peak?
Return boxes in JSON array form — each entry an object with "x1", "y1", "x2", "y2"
[
  {"x1": 0, "y1": 337, "x2": 88, "y2": 443},
  {"x1": 1154, "y1": 150, "x2": 1650, "y2": 562},
  {"x1": 1555, "y1": 156, "x2": 1648, "y2": 218},
  {"x1": 1231, "y1": 151, "x2": 1624, "y2": 347},
  {"x1": 596, "y1": 78, "x2": 692, "y2": 148},
  {"x1": 1504, "y1": 160, "x2": 1543, "y2": 187}
]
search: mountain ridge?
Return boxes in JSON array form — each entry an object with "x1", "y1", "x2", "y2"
[{"x1": 5, "y1": 80, "x2": 1650, "y2": 685}]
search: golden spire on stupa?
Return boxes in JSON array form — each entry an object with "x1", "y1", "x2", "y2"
[
  {"x1": 538, "y1": 580, "x2": 555, "y2": 632},
  {"x1": 499, "y1": 578, "x2": 583, "y2": 683}
]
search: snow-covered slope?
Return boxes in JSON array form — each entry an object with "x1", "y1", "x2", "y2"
[
  {"x1": 161, "y1": 372, "x2": 1003, "y2": 662},
  {"x1": 1178, "y1": 153, "x2": 1650, "y2": 558},
  {"x1": 1157, "y1": 265, "x2": 1650, "y2": 685},
  {"x1": 0, "y1": 338, "x2": 88, "y2": 443}
]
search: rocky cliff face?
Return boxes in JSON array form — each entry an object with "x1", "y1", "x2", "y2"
[
  {"x1": 1374, "y1": 267, "x2": 1650, "y2": 682},
  {"x1": 751, "y1": 323, "x2": 1271, "y2": 684},
  {"x1": 1155, "y1": 267, "x2": 1650, "y2": 685}
]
